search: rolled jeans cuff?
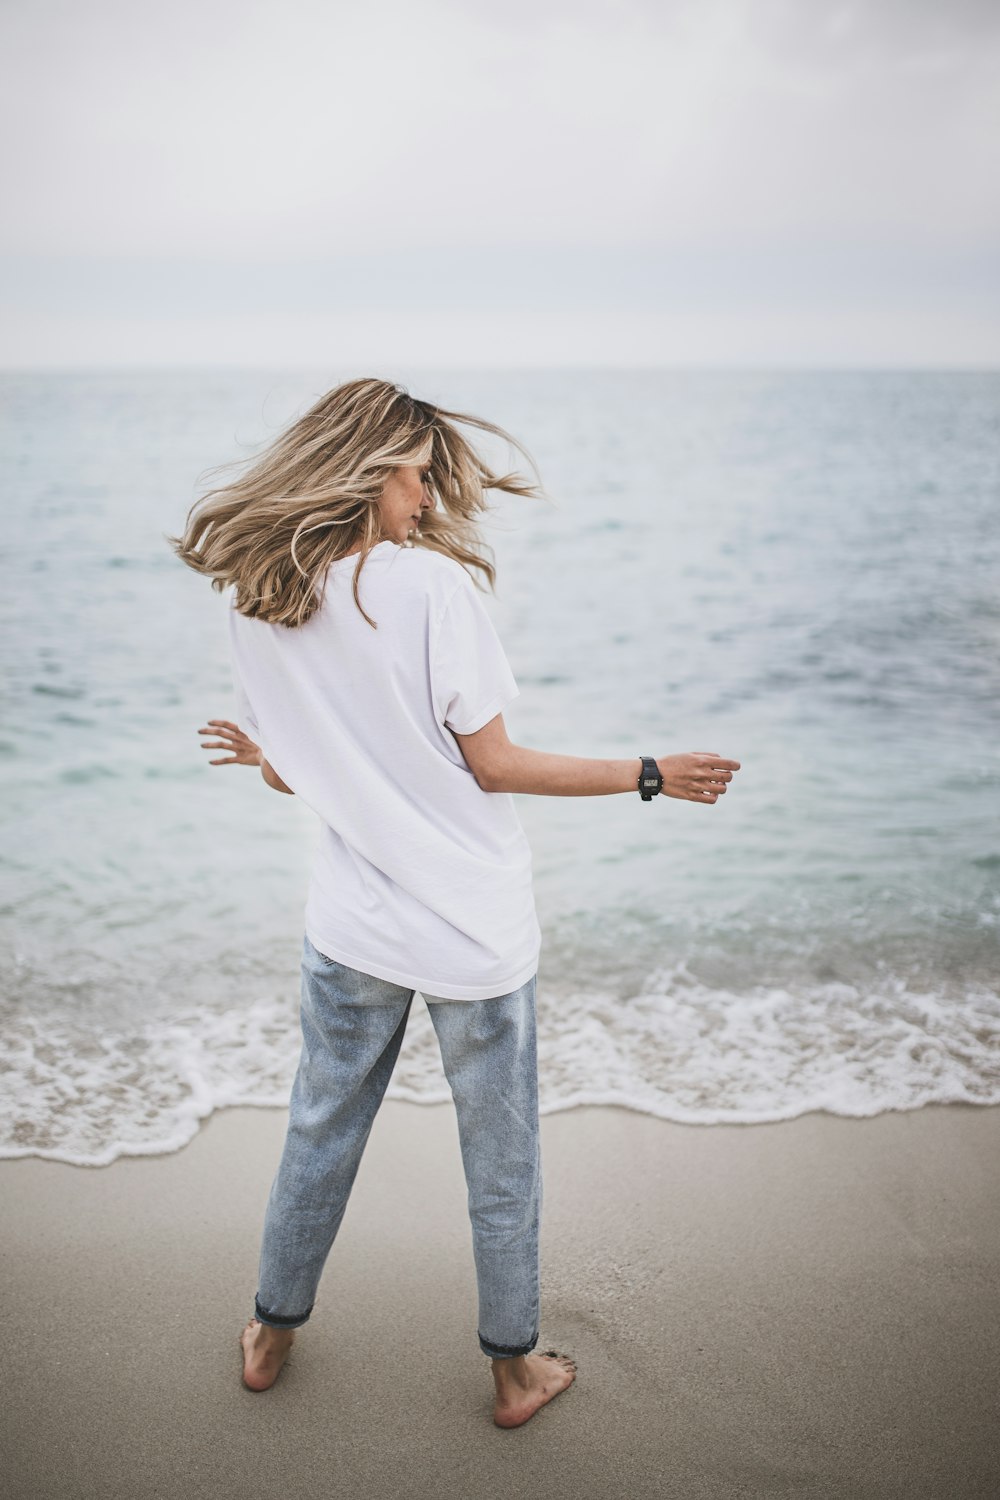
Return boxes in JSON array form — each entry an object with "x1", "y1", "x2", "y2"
[
  {"x1": 479, "y1": 1329, "x2": 539, "y2": 1360},
  {"x1": 255, "y1": 1295, "x2": 313, "y2": 1329}
]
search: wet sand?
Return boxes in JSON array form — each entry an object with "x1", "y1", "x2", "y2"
[{"x1": 3, "y1": 1101, "x2": 999, "y2": 1499}]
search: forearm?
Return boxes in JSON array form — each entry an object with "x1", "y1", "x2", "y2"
[
  {"x1": 261, "y1": 757, "x2": 294, "y2": 795},
  {"x1": 482, "y1": 744, "x2": 640, "y2": 796}
]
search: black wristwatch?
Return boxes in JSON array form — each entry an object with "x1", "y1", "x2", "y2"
[{"x1": 637, "y1": 756, "x2": 662, "y2": 801}]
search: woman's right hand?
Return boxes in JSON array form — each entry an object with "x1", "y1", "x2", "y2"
[
  {"x1": 657, "y1": 752, "x2": 741, "y2": 803},
  {"x1": 197, "y1": 718, "x2": 262, "y2": 767}
]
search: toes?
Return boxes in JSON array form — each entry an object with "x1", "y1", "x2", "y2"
[{"x1": 540, "y1": 1348, "x2": 577, "y2": 1370}]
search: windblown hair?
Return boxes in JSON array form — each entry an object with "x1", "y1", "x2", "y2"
[{"x1": 171, "y1": 378, "x2": 540, "y2": 628}]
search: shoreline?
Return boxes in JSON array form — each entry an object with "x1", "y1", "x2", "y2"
[
  {"x1": 4, "y1": 1101, "x2": 999, "y2": 1498},
  {"x1": 8, "y1": 1080, "x2": 1000, "y2": 1170}
]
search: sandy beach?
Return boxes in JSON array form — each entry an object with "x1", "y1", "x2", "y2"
[{"x1": 3, "y1": 1101, "x2": 999, "y2": 1500}]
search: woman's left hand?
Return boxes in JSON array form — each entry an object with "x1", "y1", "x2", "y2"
[{"x1": 197, "y1": 718, "x2": 262, "y2": 767}]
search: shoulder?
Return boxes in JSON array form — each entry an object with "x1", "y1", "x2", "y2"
[{"x1": 381, "y1": 544, "x2": 479, "y2": 611}]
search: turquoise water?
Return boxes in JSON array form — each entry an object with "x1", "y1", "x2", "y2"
[{"x1": 1, "y1": 369, "x2": 998, "y2": 1162}]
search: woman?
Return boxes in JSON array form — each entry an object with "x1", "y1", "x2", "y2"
[{"x1": 176, "y1": 377, "x2": 740, "y2": 1428}]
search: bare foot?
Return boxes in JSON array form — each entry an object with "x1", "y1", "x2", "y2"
[
  {"x1": 239, "y1": 1318, "x2": 295, "y2": 1391},
  {"x1": 492, "y1": 1349, "x2": 577, "y2": 1428}
]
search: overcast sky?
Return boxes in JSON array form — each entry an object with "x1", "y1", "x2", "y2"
[{"x1": 1, "y1": 0, "x2": 998, "y2": 367}]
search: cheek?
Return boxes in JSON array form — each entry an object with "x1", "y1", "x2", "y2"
[{"x1": 380, "y1": 480, "x2": 409, "y2": 518}]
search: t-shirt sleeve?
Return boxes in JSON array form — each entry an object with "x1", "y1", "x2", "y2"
[
  {"x1": 227, "y1": 598, "x2": 261, "y2": 741},
  {"x1": 431, "y1": 577, "x2": 520, "y2": 735},
  {"x1": 231, "y1": 658, "x2": 260, "y2": 741}
]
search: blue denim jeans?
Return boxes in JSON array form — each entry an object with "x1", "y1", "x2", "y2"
[{"x1": 254, "y1": 934, "x2": 541, "y2": 1359}]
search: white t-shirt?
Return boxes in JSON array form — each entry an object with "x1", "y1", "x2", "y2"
[{"x1": 227, "y1": 540, "x2": 541, "y2": 1000}]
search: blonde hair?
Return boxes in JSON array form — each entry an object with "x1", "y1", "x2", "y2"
[{"x1": 171, "y1": 377, "x2": 541, "y2": 628}]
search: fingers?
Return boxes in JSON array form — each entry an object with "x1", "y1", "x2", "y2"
[
  {"x1": 197, "y1": 723, "x2": 244, "y2": 744},
  {"x1": 208, "y1": 756, "x2": 239, "y2": 766},
  {"x1": 693, "y1": 756, "x2": 740, "y2": 803}
]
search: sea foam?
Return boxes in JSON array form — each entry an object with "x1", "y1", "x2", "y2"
[{"x1": 3, "y1": 970, "x2": 998, "y2": 1166}]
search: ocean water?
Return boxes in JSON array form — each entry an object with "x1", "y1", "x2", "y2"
[{"x1": 1, "y1": 369, "x2": 998, "y2": 1165}]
